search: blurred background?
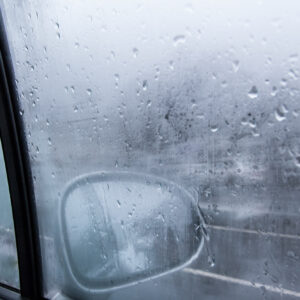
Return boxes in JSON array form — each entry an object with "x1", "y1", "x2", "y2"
[{"x1": 1, "y1": 0, "x2": 300, "y2": 299}]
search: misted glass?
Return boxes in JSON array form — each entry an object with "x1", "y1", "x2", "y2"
[
  {"x1": 0, "y1": 139, "x2": 19, "y2": 288},
  {"x1": 1, "y1": 0, "x2": 300, "y2": 299}
]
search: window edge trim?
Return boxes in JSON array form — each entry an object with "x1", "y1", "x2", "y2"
[{"x1": 0, "y1": 11, "x2": 43, "y2": 300}]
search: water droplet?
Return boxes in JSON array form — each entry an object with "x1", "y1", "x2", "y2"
[
  {"x1": 208, "y1": 254, "x2": 215, "y2": 267},
  {"x1": 185, "y1": 3, "x2": 194, "y2": 13},
  {"x1": 251, "y1": 128, "x2": 260, "y2": 137},
  {"x1": 86, "y1": 88, "x2": 92, "y2": 96},
  {"x1": 241, "y1": 117, "x2": 247, "y2": 126},
  {"x1": 275, "y1": 105, "x2": 288, "y2": 122},
  {"x1": 191, "y1": 98, "x2": 197, "y2": 109},
  {"x1": 142, "y1": 80, "x2": 148, "y2": 91},
  {"x1": 281, "y1": 104, "x2": 288, "y2": 113},
  {"x1": 249, "y1": 119, "x2": 256, "y2": 128},
  {"x1": 210, "y1": 124, "x2": 218, "y2": 132},
  {"x1": 114, "y1": 73, "x2": 120, "y2": 88},
  {"x1": 248, "y1": 86, "x2": 258, "y2": 99},
  {"x1": 196, "y1": 113, "x2": 204, "y2": 119},
  {"x1": 289, "y1": 69, "x2": 298, "y2": 80},
  {"x1": 73, "y1": 105, "x2": 78, "y2": 113},
  {"x1": 287, "y1": 250, "x2": 299, "y2": 260},
  {"x1": 169, "y1": 60, "x2": 174, "y2": 70},
  {"x1": 293, "y1": 109, "x2": 300, "y2": 117},
  {"x1": 295, "y1": 157, "x2": 300, "y2": 168},
  {"x1": 271, "y1": 86, "x2": 277, "y2": 97},
  {"x1": 132, "y1": 48, "x2": 138, "y2": 58},
  {"x1": 281, "y1": 78, "x2": 287, "y2": 86},
  {"x1": 173, "y1": 35, "x2": 186, "y2": 47},
  {"x1": 19, "y1": 109, "x2": 24, "y2": 116},
  {"x1": 157, "y1": 213, "x2": 165, "y2": 223},
  {"x1": 232, "y1": 60, "x2": 240, "y2": 72},
  {"x1": 117, "y1": 200, "x2": 121, "y2": 207},
  {"x1": 47, "y1": 138, "x2": 52, "y2": 146},
  {"x1": 289, "y1": 53, "x2": 298, "y2": 63},
  {"x1": 221, "y1": 81, "x2": 227, "y2": 88}
]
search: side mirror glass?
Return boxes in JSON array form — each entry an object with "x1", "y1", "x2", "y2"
[{"x1": 58, "y1": 171, "x2": 204, "y2": 294}]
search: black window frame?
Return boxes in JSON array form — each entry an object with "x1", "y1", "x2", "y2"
[{"x1": 0, "y1": 11, "x2": 43, "y2": 300}]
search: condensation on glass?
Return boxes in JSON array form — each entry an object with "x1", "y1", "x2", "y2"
[
  {"x1": 1, "y1": 0, "x2": 300, "y2": 299},
  {"x1": 0, "y1": 139, "x2": 19, "y2": 288}
]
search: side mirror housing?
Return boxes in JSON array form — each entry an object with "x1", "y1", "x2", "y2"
[{"x1": 58, "y1": 171, "x2": 204, "y2": 297}]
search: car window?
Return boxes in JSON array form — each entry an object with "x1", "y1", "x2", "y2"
[
  {"x1": 1, "y1": 0, "x2": 300, "y2": 299},
  {"x1": 0, "y1": 139, "x2": 19, "y2": 289}
]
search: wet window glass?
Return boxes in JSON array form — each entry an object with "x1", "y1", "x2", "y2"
[
  {"x1": 1, "y1": 1, "x2": 300, "y2": 299},
  {"x1": 0, "y1": 139, "x2": 19, "y2": 288}
]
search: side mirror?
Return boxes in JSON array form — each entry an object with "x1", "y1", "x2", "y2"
[{"x1": 58, "y1": 171, "x2": 204, "y2": 296}]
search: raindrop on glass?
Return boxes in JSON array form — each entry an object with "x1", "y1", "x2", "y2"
[
  {"x1": 142, "y1": 80, "x2": 148, "y2": 91},
  {"x1": 275, "y1": 105, "x2": 287, "y2": 122},
  {"x1": 295, "y1": 157, "x2": 300, "y2": 168},
  {"x1": 173, "y1": 35, "x2": 186, "y2": 47},
  {"x1": 232, "y1": 60, "x2": 240, "y2": 72},
  {"x1": 271, "y1": 86, "x2": 277, "y2": 97},
  {"x1": 132, "y1": 48, "x2": 138, "y2": 58},
  {"x1": 248, "y1": 86, "x2": 258, "y2": 99},
  {"x1": 86, "y1": 88, "x2": 92, "y2": 96},
  {"x1": 210, "y1": 124, "x2": 219, "y2": 133}
]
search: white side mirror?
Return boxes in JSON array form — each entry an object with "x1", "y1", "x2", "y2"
[{"x1": 58, "y1": 171, "x2": 204, "y2": 296}]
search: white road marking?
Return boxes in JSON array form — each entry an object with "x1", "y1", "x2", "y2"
[
  {"x1": 208, "y1": 224, "x2": 300, "y2": 240},
  {"x1": 183, "y1": 268, "x2": 300, "y2": 298}
]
